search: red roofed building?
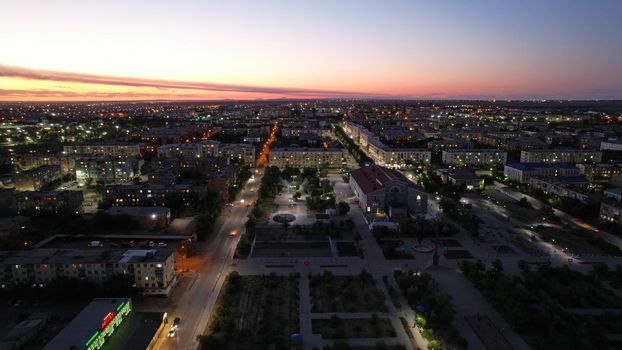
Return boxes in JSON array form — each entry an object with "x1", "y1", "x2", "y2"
[{"x1": 349, "y1": 165, "x2": 427, "y2": 218}]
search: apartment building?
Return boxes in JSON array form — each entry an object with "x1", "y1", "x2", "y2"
[
  {"x1": 218, "y1": 143, "x2": 256, "y2": 165},
  {"x1": 101, "y1": 184, "x2": 206, "y2": 207},
  {"x1": 63, "y1": 143, "x2": 141, "y2": 157},
  {"x1": 269, "y1": 147, "x2": 343, "y2": 168},
  {"x1": 519, "y1": 149, "x2": 602, "y2": 163},
  {"x1": 156, "y1": 141, "x2": 219, "y2": 159},
  {"x1": 15, "y1": 190, "x2": 83, "y2": 215},
  {"x1": 441, "y1": 149, "x2": 507, "y2": 166},
  {"x1": 0, "y1": 248, "x2": 176, "y2": 296},
  {"x1": 503, "y1": 163, "x2": 581, "y2": 183},
  {"x1": 13, "y1": 165, "x2": 62, "y2": 191},
  {"x1": 75, "y1": 157, "x2": 142, "y2": 185}
]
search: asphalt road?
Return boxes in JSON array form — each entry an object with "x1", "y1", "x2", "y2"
[{"x1": 151, "y1": 170, "x2": 262, "y2": 350}]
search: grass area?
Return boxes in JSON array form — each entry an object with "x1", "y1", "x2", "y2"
[
  {"x1": 378, "y1": 240, "x2": 414, "y2": 260},
  {"x1": 502, "y1": 202, "x2": 543, "y2": 224},
  {"x1": 323, "y1": 343, "x2": 407, "y2": 350},
  {"x1": 199, "y1": 272, "x2": 299, "y2": 350},
  {"x1": 461, "y1": 261, "x2": 617, "y2": 350},
  {"x1": 312, "y1": 315, "x2": 396, "y2": 339},
  {"x1": 310, "y1": 271, "x2": 387, "y2": 313},
  {"x1": 522, "y1": 265, "x2": 622, "y2": 308},
  {"x1": 532, "y1": 224, "x2": 622, "y2": 256}
]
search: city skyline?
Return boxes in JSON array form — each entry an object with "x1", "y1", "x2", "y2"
[{"x1": 2, "y1": 0, "x2": 622, "y2": 101}]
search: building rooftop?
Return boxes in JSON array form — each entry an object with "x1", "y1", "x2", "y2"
[
  {"x1": 105, "y1": 206, "x2": 170, "y2": 217},
  {"x1": 350, "y1": 164, "x2": 415, "y2": 194},
  {"x1": 43, "y1": 298, "x2": 130, "y2": 350},
  {"x1": 0, "y1": 248, "x2": 172, "y2": 266},
  {"x1": 270, "y1": 147, "x2": 342, "y2": 152},
  {"x1": 505, "y1": 162, "x2": 579, "y2": 170}
]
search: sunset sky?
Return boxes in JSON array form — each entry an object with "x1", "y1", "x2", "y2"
[{"x1": 1, "y1": 0, "x2": 621, "y2": 101}]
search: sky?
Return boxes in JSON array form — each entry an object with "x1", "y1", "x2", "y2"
[{"x1": 0, "y1": 0, "x2": 621, "y2": 101}]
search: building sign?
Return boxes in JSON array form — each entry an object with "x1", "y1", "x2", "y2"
[{"x1": 86, "y1": 299, "x2": 132, "y2": 350}]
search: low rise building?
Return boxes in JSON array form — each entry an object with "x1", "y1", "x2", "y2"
[
  {"x1": 577, "y1": 163, "x2": 622, "y2": 182},
  {"x1": 600, "y1": 200, "x2": 622, "y2": 226},
  {"x1": 600, "y1": 139, "x2": 622, "y2": 152},
  {"x1": 349, "y1": 164, "x2": 427, "y2": 218},
  {"x1": 104, "y1": 206, "x2": 171, "y2": 229},
  {"x1": 441, "y1": 149, "x2": 507, "y2": 166},
  {"x1": 437, "y1": 169, "x2": 484, "y2": 190},
  {"x1": 43, "y1": 298, "x2": 131, "y2": 350},
  {"x1": 101, "y1": 184, "x2": 205, "y2": 208},
  {"x1": 218, "y1": 143, "x2": 256, "y2": 165},
  {"x1": 156, "y1": 140, "x2": 219, "y2": 159},
  {"x1": 0, "y1": 248, "x2": 175, "y2": 296},
  {"x1": 269, "y1": 147, "x2": 343, "y2": 168},
  {"x1": 13, "y1": 165, "x2": 61, "y2": 191},
  {"x1": 75, "y1": 157, "x2": 142, "y2": 185},
  {"x1": 520, "y1": 149, "x2": 602, "y2": 163},
  {"x1": 503, "y1": 163, "x2": 580, "y2": 183},
  {"x1": 15, "y1": 190, "x2": 83, "y2": 215},
  {"x1": 527, "y1": 176, "x2": 592, "y2": 203},
  {"x1": 63, "y1": 143, "x2": 141, "y2": 157}
]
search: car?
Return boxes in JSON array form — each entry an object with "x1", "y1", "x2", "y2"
[
  {"x1": 149, "y1": 241, "x2": 155, "y2": 248},
  {"x1": 229, "y1": 230, "x2": 238, "y2": 237},
  {"x1": 158, "y1": 241, "x2": 168, "y2": 247},
  {"x1": 173, "y1": 317, "x2": 181, "y2": 326},
  {"x1": 129, "y1": 241, "x2": 136, "y2": 247},
  {"x1": 167, "y1": 325, "x2": 177, "y2": 338}
]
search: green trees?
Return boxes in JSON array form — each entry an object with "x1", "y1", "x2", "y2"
[
  {"x1": 460, "y1": 261, "x2": 612, "y2": 350},
  {"x1": 395, "y1": 272, "x2": 465, "y2": 349},
  {"x1": 332, "y1": 125, "x2": 372, "y2": 166},
  {"x1": 337, "y1": 201, "x2": 350, "y2": 215}
]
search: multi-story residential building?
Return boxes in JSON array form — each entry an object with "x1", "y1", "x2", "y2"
[
  {"x1": 527, "y1": 176, "x2": 592, "y2": 203},
  {"x1": 427, "y1": 140, "x2": 472, "y2": 152},
  {"x1": 75, "y1": 157, "x2": 142, "y2": 185},
  {"x1": 600, "y1": 139, "x2": 622, "y2": 152},
  {"x1": 600, "y1": 200, "x2": 622, "y2": 226},
  {"x1": 101, "y1": 184, "x2": 206, "y2": 208},
  {"x1": 9, "y1": 154, "x2": 61, "y2": 172},
  {"x1": 503, "y1": 163, "x2": 581, "y2": 183},
  {"x1": 343, "y1": 122, "x2": 431, "y2": 168},
  {"x1": 441, "y1": 149, "x2": 507, "y2": 166},
  {"x1": 15, "y1": 190, "x2": 83, "y2": 215},
  {"x1": 13, "y1": 165, "x2": 62, "y2": 191},
  {"x1": 576, "y1": 163, "x2": 622, "y2": 182},
  {"x1": 63, "y1": 143, "x2": 141, "y2": 157},
  {"x1": 218, "y1": 143, "x2": 256, "y2": 165},
  {"x1": 349, "y1": 164, "x2": 427, "y2": 218},
  {"x1": 436, "y1": 169, "x2": 484, "y2": 190},
  {"x1": 269, "y1": 147, "x2": 343, "y2": 168},
  {"x1": 519, "y1": 149, "x2": 602, "y2": 163},
  {"x1": 105, "y1": 206, "x2": 171, "y2": 228},
  {"x1": 0, "y1": 248, "x2": 175, "y2": 296},
  {"x1": 156, "y1": 141, "x2": 219, "y2": 159}
]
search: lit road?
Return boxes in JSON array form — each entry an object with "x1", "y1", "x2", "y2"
[{"x1": 151, "y1": 170, "x2": 263, "y2": 350}]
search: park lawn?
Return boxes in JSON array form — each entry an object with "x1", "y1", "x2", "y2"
[
  {"x1": 533, "y1": 225, "x2": 622, "y2": 256},
  {"x1": 310, "y1": 271, "x2": 388, "y2": 313},
  {"x1": 199, "y1": 273, "x2": 300, "y2": 350},
  {"x1": 523, "y1": 267, "x2": 622, "y2": 308},
  {"x1": 312, "y1": 316, "x2": 396, "y2": 339}
]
